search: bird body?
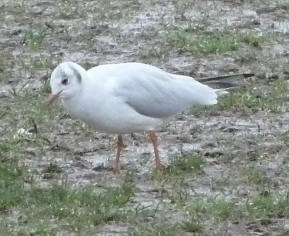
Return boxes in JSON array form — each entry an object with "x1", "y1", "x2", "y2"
[
  {"x1": 51, "y1": 62, "x2": 217, "y2": 133},
  {"x1": 48, "y1": 61, "x2": 223, "y2": 172}
]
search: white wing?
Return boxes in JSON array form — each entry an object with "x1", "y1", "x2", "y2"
[{"x1": 87, "y1": 63, "x2": 217, "y2": 119}]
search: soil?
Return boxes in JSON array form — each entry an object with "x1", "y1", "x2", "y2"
[{"x1": 1, "y1": 0, "x2": 289, "y2": 235}]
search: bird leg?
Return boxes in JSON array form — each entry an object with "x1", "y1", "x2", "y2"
[
  {"x1": 114, "y1": 134, "x2": 125, "y2": 173},
  {"x1": 148, "y1": 131, "x2": 165, "y2": 171}
]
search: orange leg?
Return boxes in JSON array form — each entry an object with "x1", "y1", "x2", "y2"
[
  {"x1": 148, "y1": 131, "x2": 165, "y2": 170},
  {"x1": 114, "y1": 134, "x2": 125, "y2": 173}
]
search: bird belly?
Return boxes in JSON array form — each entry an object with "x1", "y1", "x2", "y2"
[
  {"x1": 63, "y1": 99, "x2": 162, "y2": 134},
  {"x1": 89, "y1": 112, "x2": 163, "y2": 134},
  {"x1": 85, "y1": 114, "x2": 162, "y2": 134}
]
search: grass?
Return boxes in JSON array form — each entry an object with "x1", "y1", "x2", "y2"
[
  {"x1": 40, "y1": 79, "x2": 52, "y2": 93},
  {"x1": 22, "y1": 55, "x2": 54, "y2": 72},
  {"x1": 0, "y1": 132, "x2": 32, "y2": 164},
  {"x1": 58, "y1": 1, "x2": 80, "y2": 19},
  {"x1": 208, "y1": 198, "x2": 237, "y2": 220},
  {"x1": 0, "y1": 164, "x2": 24, "y2": 212},
  {"x1": 0, "y1": 86, "x2": 62, "y2": 191},
  {"x1": 0, "y1": 52, "x2": 14, "y2": 81},
  {"x1": 280, "y1": 131, "x2": 289, "y2": 147},
  {"x1": 245, "y1": 167, "x2": 268, "y2": 185},
  {"x1": 165, "y1": 31, "x2": 264, "y2": 55},
  {"x1": 3, "y1": 0, "x2": 289, "y2": 234},
  {"x1": 43, "y1": 162, "x2": 62, "y2": 174},
  {"x1": 0, "y1": 85, "x2": 134, "y2": 234},
  {"x1": 1, "y1": 183, "x2": 134, "y2": 234},
  {"x1": 128, "y1": 223, "x2": 181, "y2": 236},
  {"x1": 247, "y1": 193, "x2": 289, "y2": 218},
  {"x1": 181, "y1": 219, "x2": 203, "y2": 233},
  {"x1": 138, "y1": 46, "x2": 169, "y2": 60},
  {"x1": 139, "y1": 26, "x2": 265, "y2": 59},
  {"x1": 218, "y1": 79, "x2": 289, "y2": 113},
  {"x1": 84, "y1": 0, "x2": 140, "y2": 27},
  {"x1": 1, "y1": 92, "x2": 59, "y2": 145},
  {"x1": 167, "y1": 153, "x2": 203, "y2": 176},
  {"x1": 186, "y1": 196, "x2": 237, "y2": 221},
  {"x1": 181, "y1": 192, "x2": 289, "y2": 226},
  {"x1": 0, "y1": 129, "x2": 135, "y2": 234},
  {"x1": 192, "y1": 78, "x2": 289, "y2": 115},
  {"x1": 151, "y1": 153, "x2": 203, "y2": 183},
  {"x1": 0, "y1": 83, "x2": 135, "y2": 233},
  {"x1": 166, "y1": 31, "x2": 237, "y2": 54},
  {"x1": 92, "y1": 0, "x2": 115, "y2": 22},
  {"x1": 172, "y1": 0, "x2": 201, "y2": 17},
  {"x1": 0, "y1": 123, "x2": 135, "y2": 235},
  {"x1": 11, "y1": 0, "x2": 26, "y2": 14},
  {"x1": 24, "y1": 28, "x2": 46, "y2": 50}
]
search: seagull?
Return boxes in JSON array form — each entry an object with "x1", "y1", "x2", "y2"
[{"x1": 47, "y1": 62, "x2": 241, "y2": 173}]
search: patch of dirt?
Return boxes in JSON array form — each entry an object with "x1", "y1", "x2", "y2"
[{"x1": 1, "y1": 0, "x2": 289, "y2": 235}]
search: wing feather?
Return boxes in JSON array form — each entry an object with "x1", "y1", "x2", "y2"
[{"x1": 104, "y1": 63, "x2": 217, "y2": 118}]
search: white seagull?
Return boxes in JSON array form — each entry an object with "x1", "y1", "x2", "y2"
[{"x1": 47, "y1": 62, "x2": 230, "y2": 173}]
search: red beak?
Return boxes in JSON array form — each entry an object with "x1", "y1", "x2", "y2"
[{"x1": 46, "y1": 90, "x2": 63, "y2": 105}]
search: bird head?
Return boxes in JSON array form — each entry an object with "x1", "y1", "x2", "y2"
[{"x1": 47, "y1": 62, "x2": 84, "y2": 104}]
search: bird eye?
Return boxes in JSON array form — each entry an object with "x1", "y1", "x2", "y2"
[{"x1": 62, "y1": 78, "x2": 68, "y2": 85}]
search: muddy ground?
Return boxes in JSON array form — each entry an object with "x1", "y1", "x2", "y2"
[{"x1": 1, "y1": 0, "x2": 289, "y2": 235}]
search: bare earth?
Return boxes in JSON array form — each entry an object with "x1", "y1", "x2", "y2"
[{"x1": 1, "y1": 0, "x2": 289, "y2": 235}]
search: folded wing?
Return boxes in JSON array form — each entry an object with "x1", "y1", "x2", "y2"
[{"x1": 108, "y1": 64, "x2": 217, "y2": 119}]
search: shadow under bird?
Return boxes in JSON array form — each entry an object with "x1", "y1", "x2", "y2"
[{"x1": 47, "y1": 61, "x2": 252, "y2": 173}]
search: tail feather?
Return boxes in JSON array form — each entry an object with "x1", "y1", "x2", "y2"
[{"x1": 198, "y1": 73, "x2": 254, "y2": 89}]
